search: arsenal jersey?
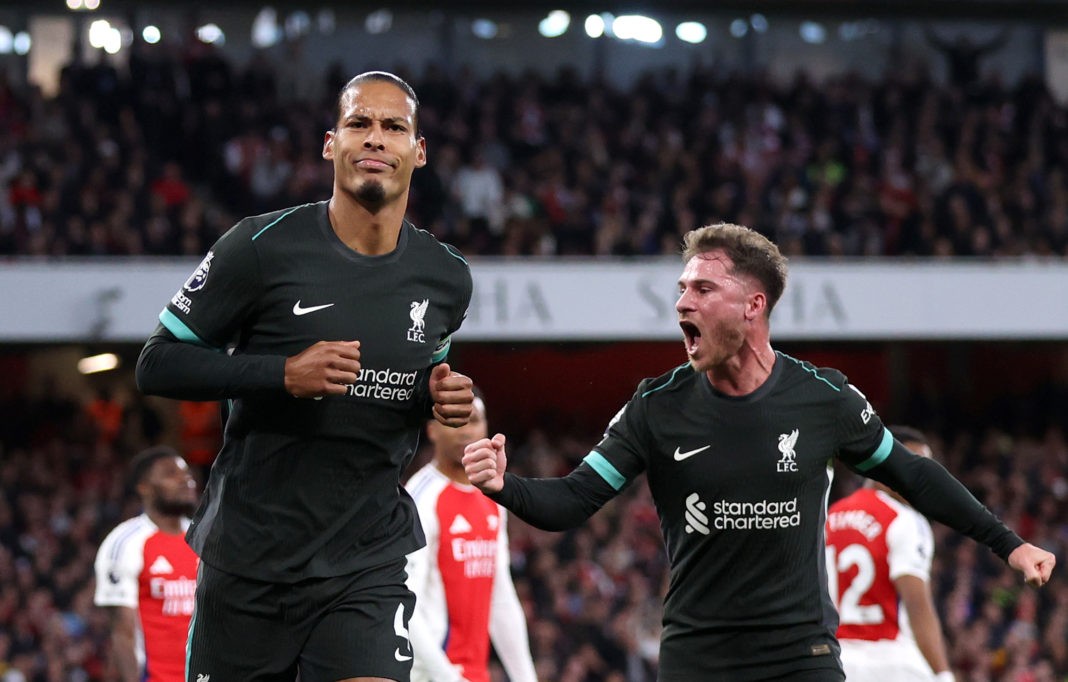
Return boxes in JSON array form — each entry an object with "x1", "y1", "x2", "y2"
[
  {"x1": 95, "y1": 514, "x2": 198, "y2": 682},
  {"x1": 826, "y1": 488, "x2": 934, "y2": 643},
  {"x1": 406, "y1": 464, "x2": 511, "y2": 682}
]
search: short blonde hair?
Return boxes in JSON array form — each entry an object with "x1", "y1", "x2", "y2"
[{"x1": 682, "y1": 223, "x2": 788, "y2": 314}]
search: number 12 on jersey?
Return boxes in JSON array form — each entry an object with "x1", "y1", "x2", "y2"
[{"x1": 826, "y1": 544, "x2": 885, "y2": 625}]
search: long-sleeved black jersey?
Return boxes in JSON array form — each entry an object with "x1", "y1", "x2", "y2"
[
  {"x1": 137, "y1": 201, "x2": 472, "y2": 583},
  {"x1": 490, "y1": 352, "x2": 1021, "y2": 681}
]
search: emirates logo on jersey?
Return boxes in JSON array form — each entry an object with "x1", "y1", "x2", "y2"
[
  {"x1": 450, "y1": 537, "x2": 496, "y2": 578},
  {"x1": 149, "y1": 576, "x2": 196, "y2": 616}
]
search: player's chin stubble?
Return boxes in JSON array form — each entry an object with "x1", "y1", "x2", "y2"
[{"x1": 355, "y1": 180, "x2": 387, "y2": 208}]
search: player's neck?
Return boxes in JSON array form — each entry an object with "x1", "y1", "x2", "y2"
[
  {"x1": 327, "y1": 194, "x2": 408, "y2": 255},
  {"x1": 433, "y1": 456, "x2": 470, "y2": 485},
  {"x1": 705, "y1": 340, "x2": 776, "y2": 396},
  {"x1": 146, "y1": 510, "x2": 185, "y2": 535}
]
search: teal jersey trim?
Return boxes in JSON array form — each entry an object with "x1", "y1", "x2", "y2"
[
  {"x1": 778, "y1": 352, "x2": 841, "y2": 392},
  {"x1": 185, "y1": 608, "x2": 197, "y2": 679},
  {"x1": 251, "y1": 207, "x2": 299, "y2": 241},
  {"x1": 583, "y1": 451, "x2": 626, "y2": 491},
  {"x1": 441, "y1": 242, "x2": 468, "y2": 265},
  {"x1": 641, "y1": 363, "x2": 689, "y2": 398},
  {"x1": 855, "y1": 428, "x2": 894, "y2": 472},
  {"x1": 431, "y1": 337, "x2": 451, "y2": 364},
  {"x1": 159, "y1": 309, "x2": 213, "y2": 348}
]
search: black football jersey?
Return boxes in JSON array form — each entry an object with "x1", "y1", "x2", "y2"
[
  {"x1": 587, "y1": 352, "x2": 889, "y2": 680},
  {"x1": 159, "y1": 201, "x2": 472, "y2": 582}
]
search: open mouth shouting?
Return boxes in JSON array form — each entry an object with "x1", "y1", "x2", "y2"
[{"x1": 680, "y1": 320, "x2": 701, "y2": 356}]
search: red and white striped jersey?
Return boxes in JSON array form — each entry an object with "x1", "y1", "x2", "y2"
[
  {"x1": 94, "y1": 514, "x2": 198, "y2": 682},
  {"x1": 406, "y1": 463, "x2": 537, "y2": 682},
  {"x1": 826, "y1": 488, "x2": 934, "y2": 643}
]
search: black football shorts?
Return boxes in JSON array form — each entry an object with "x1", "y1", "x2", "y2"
[{"x1": 186, "y1": 557, "x2": 416, "y2": 682}]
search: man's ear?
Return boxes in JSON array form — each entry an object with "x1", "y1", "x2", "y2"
[
  {"x1": 414, "y1": 136, "x2": 427, "y2": 168},
  {"x1": 322, "y1": 129, "x2": 336, "y2": 160},
  {"x1": 747, "y1": 291, "x2": 767, "y2": 321}
]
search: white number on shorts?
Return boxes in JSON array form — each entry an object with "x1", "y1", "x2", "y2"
[{"x1": 826, "y1": 544, "x2": 884, "y2": 625}]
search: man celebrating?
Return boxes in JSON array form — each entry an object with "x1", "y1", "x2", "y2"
[
  {"x1": 95, "y1": 446, "x2": 199, "y2": 682},
  {"x1": 463, "y1": 223, "x2": 1054, "y2": 681},
  {"x1": 137, "y1": 71, "x2": 474, "y2": 682}
]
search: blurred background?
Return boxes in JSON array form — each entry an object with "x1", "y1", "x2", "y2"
[{"x1": 0, "y1": 1, "x2": 1067, "y2": 680}]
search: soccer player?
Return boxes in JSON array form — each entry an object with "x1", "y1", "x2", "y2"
[
  {"x1": 405, "y1": 392, "x2": 538, "y2": 682},
  {"x1": 462, "y1": 223, "x2": 1055, "y2": 682},
  {"x1": 94, "y1": 446, "x2": 199, "y2": 682},
  {"x1": 827, "y1": 426, "x2": 955, "y2": 682},
  {"x1": 136, "y1": 71, "x2": 475, "y2": 682}
]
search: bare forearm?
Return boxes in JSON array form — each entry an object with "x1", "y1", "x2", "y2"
[{"x1": 110, "y1": 632, "x2": 141, "y2": 682}]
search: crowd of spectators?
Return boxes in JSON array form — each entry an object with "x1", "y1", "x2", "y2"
[
  {"x1": 0, "y1": 374, "x2": 1066, "y2": 681},
  {"x1": 2, "y1": 34, "x2": 1068, "y2": 259}
]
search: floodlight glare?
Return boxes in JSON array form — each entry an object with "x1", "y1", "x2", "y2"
[
  {"x1": 365, "y1": 9, "x2": 393, "y2": 35},
  {"x1": 103, "y1": 27, "x2": 121, "y2": 54},
  {"x1": 66, "y1": 0, "x2": 83, "y2": 10},
  {"x1": 585, "y1": 14, "x2": 605, "y2": 38},
  {"x1": 77, "y1": 353, "x2": 120, "y2": 375},
  {"x1": 88, "y1": 19, "x2": 111, "y2": 49},
  {"x1": 12, "y1": 31, "x2": 29, "y2": 55},
  {"x1": 196, "y1": 23, "x2": 225, "y2": 45},
  {"x1": 85, "y1": 0, "x2": 100, "y2": 9},
  {"x1": 729, "y1": 19, "x2": 748, "y2": 38},
  {"x1": 0, "y1": 27, "x2": 11, "y2": 55},
  {"x1": 750, "y1": 13, "x2": 768, "y2": 34},
  {"x1": 142, "y1": 25, "x2": 161, "y2": 44},
  {"x1": 676, "y1": 21, "x2": 707, "y2": 44},
  {"x1": 252, "y1": 8, "x2": 279, "y2": 48},
  {"x1": 800, "y1": 21, "x2": 826, "y2": 44},
  {"x1": 538, "y1": 10, "x2": 570, "y2": 38},
  {"x1": 612, "y1": 15, "x2": 662, "y2": 44},
  {"x1": 472, "y1": 19, "x2": 498, "y2": 39}
]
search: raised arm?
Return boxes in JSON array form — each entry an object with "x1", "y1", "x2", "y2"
[{"x1": 463, "y1": 434, "x2": 619, "y2": 531}]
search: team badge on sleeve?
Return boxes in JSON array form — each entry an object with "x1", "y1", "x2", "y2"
[{"x1": 184, "y1": 252, "x2": 214, "y2": 292}]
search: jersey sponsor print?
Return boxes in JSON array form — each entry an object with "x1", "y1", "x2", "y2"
[
  {"x1": 94, "y1": 515, "x2": 198, "y2": 682},
  {"x1": 407, "y1": 465, "x2": 503, "y2": 682}
]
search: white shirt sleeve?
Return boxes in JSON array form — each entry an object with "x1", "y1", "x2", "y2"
[
  {"x1": 406, "y1": 482, "x2": 466, "y2": 682},
  {"x1": 488, "y1": 511, "x2": 538, "y2": 682},
  {"x1": 94, "y1": 518, "x2": 146, "y2": 609},
  {"x1": 885, "y1": 505, "x2": 934, "y2": 582}
]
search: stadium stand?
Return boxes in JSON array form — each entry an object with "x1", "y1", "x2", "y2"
[{"x1": 2, "y1": 41, "x2": 1067, "y2": 259}]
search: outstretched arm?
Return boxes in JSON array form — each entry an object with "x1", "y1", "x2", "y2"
[
  {"x1": 862, "y1": 443, "x2": 1055, "y2": 586},
  {"x1": 463, "y1": 435, "x2": 619, "y2": 531}
]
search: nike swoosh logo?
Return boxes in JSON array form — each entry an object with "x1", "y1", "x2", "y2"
[
  {"x1": 673, "y1": 445, "x2": 711, "y2": 461},
  {"x1": 394, "y1": 648, "x2": 412, "y2": 662},
  {"x1": 292, "y1": 300, "x2": 335, "y2": 316}
]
